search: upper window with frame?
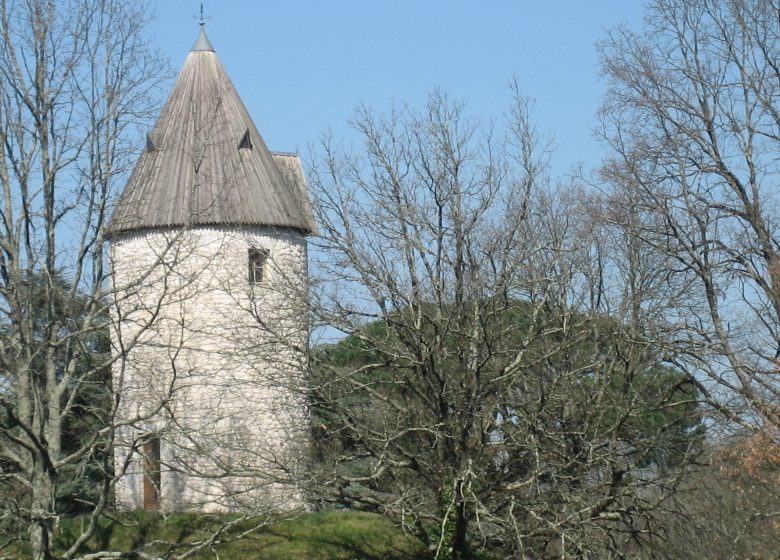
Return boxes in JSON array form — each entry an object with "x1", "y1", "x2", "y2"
[{"x1": 248, "y1": 247, "x2": 268, "y2": 284}]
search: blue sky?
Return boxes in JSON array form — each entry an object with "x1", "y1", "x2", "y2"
[{"x1": 147, "y1": 1, "x2": 646, "y2": 175}]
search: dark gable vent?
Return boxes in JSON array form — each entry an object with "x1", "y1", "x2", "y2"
[
  {"x1": 238, "y1": 129, "x2": 252, "y2": 150},
  {"x1": 146, "y1": 133, "x2": 156, "y2": 152}
]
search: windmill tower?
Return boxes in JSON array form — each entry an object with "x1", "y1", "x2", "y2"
[{"x1": 108, "y1": 26, "x2": 316, "y2": 512}]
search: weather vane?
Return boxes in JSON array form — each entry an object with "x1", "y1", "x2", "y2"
[{"x1": 195, "y1": 3, "x2": 210, "y2": 26}]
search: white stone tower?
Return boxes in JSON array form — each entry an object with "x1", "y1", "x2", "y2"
[{"x1": 108, "y1": 27, "x2": 316, "y2": 512}]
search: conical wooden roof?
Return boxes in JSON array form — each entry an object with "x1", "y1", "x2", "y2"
[{"x1": 108, "y1": 28, "x2": 317, "y2": 235}]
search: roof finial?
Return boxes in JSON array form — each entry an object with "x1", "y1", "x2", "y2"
[
  {"x1": 195, "y1": 3, "x2": 210, "y2": 27},
  {"x1": 191, "y1": 4, "x2": 214, "y2": 51}
]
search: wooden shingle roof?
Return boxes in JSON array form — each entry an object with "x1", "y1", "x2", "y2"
[{"x1": 108, "y1": 28, "x2": 317, "y2": 236}]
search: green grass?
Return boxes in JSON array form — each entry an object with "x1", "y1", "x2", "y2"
[{"x1": 43, "y1": 510, "x2": 428, "y2": 559}]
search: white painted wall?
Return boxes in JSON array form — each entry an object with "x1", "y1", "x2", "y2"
[{"x1": 110, "y1": 225, "x2": 309, "y2": 512}]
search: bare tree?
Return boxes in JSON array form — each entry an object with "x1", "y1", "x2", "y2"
[
  {"x1": 308, "y1": 90, "x2": 702, "y2": 559},
  {"x1": 0, "y1": 1, "x2": 164, "y2": 558},
  {"x1": 598, "y1": 0, "x2": 780, "y2": 432},
  {"x1": 639, "y1": 434, "x2": 780, "y2": 560}
]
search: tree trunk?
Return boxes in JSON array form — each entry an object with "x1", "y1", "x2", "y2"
[
  {"x1": 30, "y1": 461, "x2": 55, "y2": 560},
  {"x1": 452, "y1": 490, "x2": 470, "y2": 560}
]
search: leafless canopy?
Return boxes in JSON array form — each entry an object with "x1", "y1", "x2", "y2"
[
  {"x1": 599, "y1": 0, "x2": 780, "y2": 431},
  {"x1": 308, "y1": 89, "x2": 702, "y2": 559},
  {"x1": 0, "y1": 1, "x2": 163, "y2": 558}
]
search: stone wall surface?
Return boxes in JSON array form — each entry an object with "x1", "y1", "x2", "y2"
[{"x1": 110, "y1": 226, "x2": 309, "y2": 512}]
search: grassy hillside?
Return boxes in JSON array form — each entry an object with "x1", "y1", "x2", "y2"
[{"x1": 5, "y1": 511, "x2": 428, "y2": 559}]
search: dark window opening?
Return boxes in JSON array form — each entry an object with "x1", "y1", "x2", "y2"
[
  {"x1": 146, "y1": 133, "x2": 156, "y2": 152},
  {"x1": 143, "y1": 437, "x2": 161, "y2": 510},
  {"x1": 238, "y1": 129, "x2": 252, "y2": 150},
  {"x1": 248, "y1": 248, "x2": 268, "y2": 284}
]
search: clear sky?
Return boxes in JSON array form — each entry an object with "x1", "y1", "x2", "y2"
[{"x1": 147, "y1": 1, "x2": 646, "y2": 175}]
